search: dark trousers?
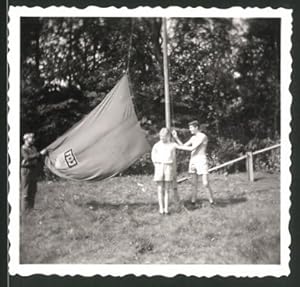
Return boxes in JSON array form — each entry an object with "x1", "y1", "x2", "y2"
[{"x1": 21, "y1": 168, "x2": 38, "y2": 211}]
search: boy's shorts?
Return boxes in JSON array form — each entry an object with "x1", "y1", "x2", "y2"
[
  {"x1": 154, "y1": 163, "x2": 174, "y2": 182},
  {"x1": 188, "y1": 157, "x2": 208, "y2": 175}
]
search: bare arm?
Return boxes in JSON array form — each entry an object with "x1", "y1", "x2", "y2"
[
  {"x1": 171, "y1": 130, "x2": 187, "y2": 146},
  {"x1": 176, "y1": 134, "x2": 204, "y2": 152},
  {"x1": 151, "y1": 144, "x2": 159, "y2": 163},
  {"x1": 171, "y1": 132, "x2": 183, "y2": 145},
  {"x1": 175, "y1": 145, "x2": 195, "y2": 152},
  {"x1": 172, "y1": 130, "x2": 194, "y2": 150}
]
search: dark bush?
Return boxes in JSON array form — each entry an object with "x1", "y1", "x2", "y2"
[
  {"x1": 123, "y1": 152, "x2": 154, "y2": 175},
  {"x1": 245, "y1": 137, "x2": 280, "y2": 172},
  {"x1": 209, "y1": 137, "x2": 245, "y2": 173}
]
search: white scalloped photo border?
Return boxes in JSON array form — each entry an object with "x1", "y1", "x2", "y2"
[{"x1": 8, "y1": 5, "x2": 293, "y2": 277}]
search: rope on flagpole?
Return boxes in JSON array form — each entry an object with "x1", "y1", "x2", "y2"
[
  {"x1": 125, "y1": 18, "x2": 140, "y2": 120},
  {"x1": 126, "y1": 18, "x2": 134, "y2": 74}
]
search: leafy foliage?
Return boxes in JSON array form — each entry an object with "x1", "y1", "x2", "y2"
[{"x1": 20, "y1": 17, "x2": 280, "y2": 173}]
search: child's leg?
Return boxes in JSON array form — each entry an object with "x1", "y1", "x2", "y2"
[
  {"x1": 157, "y1": 182, "x2": 164, "y2": 213},
  {"x1": 202, "y1": 174, "x2": 214, "y2": 204},
  {"x1": 164, "y1": 182, "x2": 170, "y2": 213},
  {"x1": 191, "y1": 173, "x2": 198, "y2": 203}
]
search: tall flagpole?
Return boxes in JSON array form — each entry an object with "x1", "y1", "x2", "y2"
[
  {"x1": 162, "y1": 18, "x2": 171, "y2": 130},
  {"x1": 162, "y1": 18, "x2": 180, "y2": 202}
]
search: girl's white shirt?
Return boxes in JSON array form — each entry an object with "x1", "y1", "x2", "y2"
[{"x1": 151, "y1": 141, "x2": 176, "y2": 164}]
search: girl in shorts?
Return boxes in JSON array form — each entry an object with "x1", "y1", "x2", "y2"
[{"x1": 151, "y1": 128, "x2": 177, "y2": 214}]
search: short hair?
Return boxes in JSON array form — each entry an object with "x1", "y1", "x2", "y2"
[
  {"x1": 23, "y1": 133, "x2": 34, "y2": 140},
  {"x1": 159, "y1": 127, "x2": 169, "y2": 137},
  {"x1": 188, "y1": 120, "x2": 199, "y2": 128}
]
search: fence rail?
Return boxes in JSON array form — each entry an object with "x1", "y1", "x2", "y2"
[
  {"x1": 252, "y1": 143, "x2": 281, "y2": 156},
  {"x1": 177, "y1": 143, "x2": 280, "y2": 183},
  {"x1": 208, "y1": 155, "x2": 247, "y2": 173}
]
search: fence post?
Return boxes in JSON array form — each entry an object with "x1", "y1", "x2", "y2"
[{"x1": 246, "y1": 151, "x2": 254, "y2": 182}]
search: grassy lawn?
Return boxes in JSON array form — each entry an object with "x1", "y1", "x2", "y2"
[{"x1": 20, "y1": 171, "x2": 280, "y2": 264}]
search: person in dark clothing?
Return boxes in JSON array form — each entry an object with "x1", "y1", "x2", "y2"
[{"x1": 21, "y1": 133, "x2": 47, "y2": 211}]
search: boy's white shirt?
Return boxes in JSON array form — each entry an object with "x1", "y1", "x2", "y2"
[{"x1": 151, "y1": 141, "x2": 176, "y2": 164}]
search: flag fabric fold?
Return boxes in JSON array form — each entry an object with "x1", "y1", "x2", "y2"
[{"x1": 44, "y1": 75, "x2": 150, "y2": 181}]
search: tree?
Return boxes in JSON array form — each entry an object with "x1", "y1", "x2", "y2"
[
  {"x1": 20, "y1": 16, "x2": 281, "y2": 151},
  {"x1": 236, "y1": 18, "x2": 280, "y2": 139}
]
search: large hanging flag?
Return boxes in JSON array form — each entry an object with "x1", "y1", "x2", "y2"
[{"x1": 44, "y1": 75, "x2": 150, "y2": 181}]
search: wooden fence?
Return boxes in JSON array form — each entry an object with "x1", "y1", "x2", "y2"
[{"x1": 177, "y1": 143, "x2": 280, "y2": 183}]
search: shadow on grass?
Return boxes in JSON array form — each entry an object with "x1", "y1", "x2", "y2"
[
  {"x1": 83, "y1": 195, "x2": 248, "y2": 213},
  {"x1": 213, "y1": 196, "x2": 247, "y2": 207},
  {"x1": 183, "y1": 196, "x2": 247, "y2": 210},
  {"x1": 254, "y1": 173, "x2": 277, "y2": 182},
  {"x1": 254, "y1": 177, "x2": 266, "y2": 182},
  {"x1": 82, "y1": 200, "x2": 158, "y2": 213}
]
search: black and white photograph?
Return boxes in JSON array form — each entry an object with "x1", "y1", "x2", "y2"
[{"x1": 8, "y1": 6, "x2": 292, "y2": 277}]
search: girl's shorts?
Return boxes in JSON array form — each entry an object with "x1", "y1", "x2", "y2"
[{"x1": 153, "y1": 163, "x2": 174, "y2": 182}]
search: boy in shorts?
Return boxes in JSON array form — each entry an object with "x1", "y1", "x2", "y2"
[
  {"x1": 151, "y1": 128, "x2": 177, "y2": 214},
  {"x1": 172, "y1": 121, "x2": 214, "y2": 205}
]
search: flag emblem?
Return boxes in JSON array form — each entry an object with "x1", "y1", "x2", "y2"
[{"x1": 64, "y1": 149, "x2": 78, "y2": 168}]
